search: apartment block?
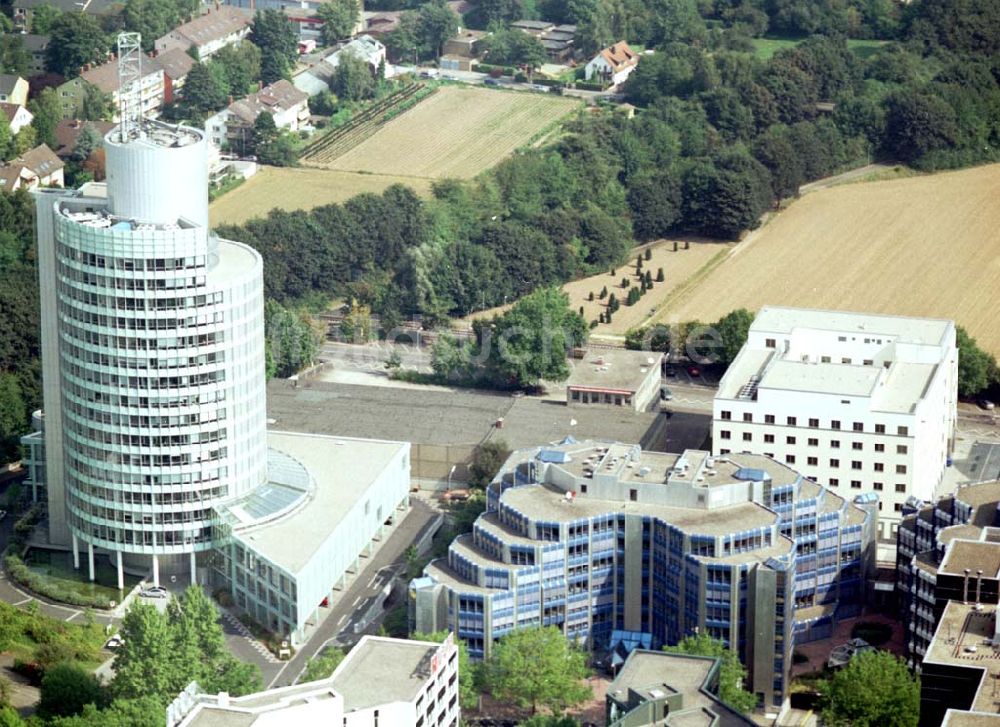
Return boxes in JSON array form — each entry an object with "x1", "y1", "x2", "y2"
[
  {"x1": 411, "y1": 439, "x2": 876, "y2": 713},
  {"x1": 713, "y1": 306, "x2": 957, "y2": 540},
  {"x1": 167, "y1": 635, "x2": 460, "y2": 727},
  {"x1": 896, "y1": 480, "x2": 1000, "y2": 667}
]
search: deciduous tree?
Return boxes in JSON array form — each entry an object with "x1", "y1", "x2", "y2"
[
  {"x1": 251, "y1": 9, "x2": 298, "y2": 84},
  {"x1": 317, "y1": 0, "x2": 360, "y2": 45},
  {"x1": 38, "y1": 662, "x2": 104, "y2": 719},
  {"x1": 820, "y1": 650, "x2": 918, "y2": 727},
  {"x1": 44, "y1": 13, "x2": 108, "y2": 78},
  {"x1": 484, "y1": 625, "x2": 590, "y2": 715}
]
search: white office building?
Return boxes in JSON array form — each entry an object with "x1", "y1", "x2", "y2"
[
  {"x1": 32, "y1": 118, "x2": 267, "y2": 583},
  {"x1": 712, "y1": 307, "x2": 957, "y2": 540},
  {"x1": 167, "y1": 635, "x2": 460, "y2": 727},
  {"x1": 27, "y1": 67, "x2": 412, "y2": 641}
]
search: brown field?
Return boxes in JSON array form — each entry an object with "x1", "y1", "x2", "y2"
[
  {"x1": 209, "y1": 167, "x2": 434, "y2": 226},
  {"x1": 325, "y1": 86, "x2": 580, "y2": 179},
  {"x1": 460, "y1": 240, "x2": 731, "y2": 335},
  {"x1": 661, "y1": 163, "x2": 1000, "y2": 356}
]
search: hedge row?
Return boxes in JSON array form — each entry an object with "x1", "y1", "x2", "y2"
[
  {"x1": 475, "y1": 62, "x2": 517, "y2": 75},
  {"x1": 574, "y1": 80, "x2": 606, "y2": 91},
  {"x1": 4, "y1": 552, "x2": 112, "y2": 610}
]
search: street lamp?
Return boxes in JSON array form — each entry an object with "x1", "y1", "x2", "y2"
[{"x1": 447, "y1": 464, "x2": 457, "y2": 491}]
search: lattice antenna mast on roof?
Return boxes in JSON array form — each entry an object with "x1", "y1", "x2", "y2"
[{"x1": 116, "y1": 32, "x2": 143, "y2": 142}]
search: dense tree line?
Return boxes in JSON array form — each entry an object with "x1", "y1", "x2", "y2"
[{"x1": 0, "y1": 191, "x2": 39, "y2": 465}]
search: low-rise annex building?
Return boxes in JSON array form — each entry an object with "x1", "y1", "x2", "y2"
[
  {"x1": 565, "y1": 348, "x2": 663, "y2": 412},
  {"x1": 166, "y1": 635, "x2": 460, "y2": 727},
  {"x1": 411, "y1": 438, "x2": 876, "y2": 714},
  {"x1": 606, "y1": 650, "x2": 756, "y2": 726}
]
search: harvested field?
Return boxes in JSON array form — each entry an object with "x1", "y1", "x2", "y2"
[
  {"x1": 661, "y1": 163, "x2": 1000, "y2": 356},
  {"x1": 325, "y1": 86, "x2": 580, "y2": 179},
  {"x1": 459, "y1": 240, "x2": 730, "y2": 335},
  {"x1": 209, "y1": 167, "x2": 434, "y2": 226},
  {"x1": 563, "y1": 241, "x2": 731, "y2": 334}
]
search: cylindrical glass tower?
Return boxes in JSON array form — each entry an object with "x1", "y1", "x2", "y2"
[{"x1": 45, "y1": 121, "x2": 267, "y2": 571}]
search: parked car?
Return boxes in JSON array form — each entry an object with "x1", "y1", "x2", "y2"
[
  {"x1": 660, "y1": 386, "x2": 673, "y2": 401},
  {"x1": 687, "y1": 366, "x2": 701, "y2": 377},
  {"x1": 140, "y1": 586, "x2": 168, "y2": 599},
  {"x1": 104, "y1": 634, "x2": 124, "y2": 649},
  {"x1": 419, "y1": 69, "x2": 439, "y2": 78},
  {"x1": 484, "y1": 78, "x2": 501, "y2": 86},
  {"x1": 980, "y1": 398, "x2": 996, "y2": 410}
]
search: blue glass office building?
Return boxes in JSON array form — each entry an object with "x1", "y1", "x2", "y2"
[{"x1": 411, "y1": 440, "x2": 876, "y2": 712}]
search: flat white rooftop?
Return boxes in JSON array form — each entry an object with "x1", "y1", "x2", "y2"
[
  {"x1": 752, "y1": 306, "x2": 952, "y2": 347},
  {"x1": 231, "y1": 431, "x2": 406, "y2": 574}
]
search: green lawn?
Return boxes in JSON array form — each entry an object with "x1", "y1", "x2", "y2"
[
  {"x1": 751, "y1": 36, "x2": 888, "y2": 60},
  {"x1": 25, "y1": 548, "x2": 140, "y2": 603}
]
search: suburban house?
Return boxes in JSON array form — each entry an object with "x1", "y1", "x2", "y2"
[
  {"x1": 364, "y1": 12, "x2": 401, "y2": 38},
  {"x1": 152, "y1": 48, "x2": 196, "y2": 104},
  {"x1": 155, "y1": 5, "x2": 251, "y2": 59},
  {"x1": 0, "y1": 144, "x2": 64, "y2": 191},
  {"x1": 52, "y1": 119, "x2": 115, "y2": 159},
  {"x1": 0, "y1": 102, "x2": 33, "y2": 134},
  {"x1": 12, "y1": 0, "x2": 121, "y2": 31},
  {"x1": 204, "y1": 79, "x2": 309, "y2": 151},
  {"x1": 443, "y1": 28, "x2": 488, "y2": 57},
  {"x1": 292, "y1": 35, "x2": 386, "y2": 96},
  {"x1": 440, "y1": 28, "x2": 488, "y2": 71},
  {"x1": 0, "y1": 74, "x2": 29, "y2": 106},
  {"x1": 511, "y1": 20, "x2": 576, "y2": 61},
  {"x1": 585, "y1": 41, "x2": 640, "y2": 86},
  {"x1": 20, "y1": 34, "x2": 49, "y2": 74},
  {"x1": 58, "y1": 57, "x2": 165, "y2": 120}
]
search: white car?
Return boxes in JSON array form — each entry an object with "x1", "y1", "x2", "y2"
[{"x1": 140, "y1": 586, "x2": 168, "y2": 599}]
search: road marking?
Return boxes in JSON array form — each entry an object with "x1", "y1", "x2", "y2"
[
  {"x1": 65, "y1": 612, "x2": 81, "y2": 622},
  {"x1": 351, "y1": 595, "x2": 361, "y2": 607},
  {"x1": 13, "y1": 597, "x2": 32, "y2": 606}
]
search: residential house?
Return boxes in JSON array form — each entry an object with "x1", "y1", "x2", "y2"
[
  {"x1": 0, "y1": 102, "x2": 33, "y2": 134},
  {"x1": 585, "y1": 41, "x2": 639, "y2": 86},
  {"x1": 20, "y1": 34, "x2": 49, "y2": 74},
  {"x1": 59, "y1": 56, "x2": 165, "y2": 120},
  {"x1": 152, "y1": 47, "x2": 196, "y2": 104},
  {"x1": 443, "y1": 29, "x2": 488, "y2": 58},
  {"x1": 12, "y1": 0, "x2": 122, "y2": 31},
  {"x1": 0, "y1": 143, "x2": 64, "y2": 191},
  {"x1": 364, "y1": 12, "x2": 401, "y2": 38},
  {"x1": 292, "y1": 35, "x2": 385, "y2": 96},
  {"x1": 155, "y1": 6, "x2": 251, "y2": 60},
  {"x1": 510, "y1": 20, "x2": 576, "y2": 61},
  {"x1": 204, "y1": 79, "x2": 309, "y2": 152},
  {"x1": 0, "y1": 74, "x2": 29, "y2": 106},
  {"x1": 52, "y1": 119, "x2": 114, "y2": 159}
]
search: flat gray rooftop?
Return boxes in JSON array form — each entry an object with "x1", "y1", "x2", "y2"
[
  {"x1": 752, "y1": 306, "x2": 952, "y2": 346},
  {"x1": 609, "y1": 651, "x2": 754, "y2": 727},
  {"x1": 266, "y1": 380, "x2": 668, "y2": 451},
  {"x1": 330, "y1": 636, "x2": 441, "y2": 712},
  {"x1": 565, "y1": 348, "x2": 661, "y2": 393},
  {"x1": 232, "y1": 431, "x2": 406, "y2": 574},
  {"x1": 501, "y1": 481, "x2": 781, "y2": 540}
]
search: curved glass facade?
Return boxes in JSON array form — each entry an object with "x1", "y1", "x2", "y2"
[{"x1": 49, "y1": 123, "x2": 267, "y2": 557}]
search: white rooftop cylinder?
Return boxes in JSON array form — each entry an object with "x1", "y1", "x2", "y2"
[{"x1": 104, "y1": 122, "x2": 208, "y2": 228}]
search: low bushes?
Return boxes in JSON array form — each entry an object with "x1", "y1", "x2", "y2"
[{"x1": 4, "y1": 553, "x2": 112, "y2": 610}]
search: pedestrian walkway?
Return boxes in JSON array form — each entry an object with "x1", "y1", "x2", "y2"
[{"x1": 219, "y1": 608, "x2": 281, "y2": 664}]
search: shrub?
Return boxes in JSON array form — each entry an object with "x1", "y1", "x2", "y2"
[
  {"x1": 644, "y1": 248, "x2": 652, "y2": 260},
  {"x1": 656, "y1": 267, "x2": 664, "y2": 282}
]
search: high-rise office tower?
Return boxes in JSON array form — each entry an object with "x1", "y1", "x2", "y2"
[{"x1": 32, "y1": 35, "x2": 267, "y2": 586}]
